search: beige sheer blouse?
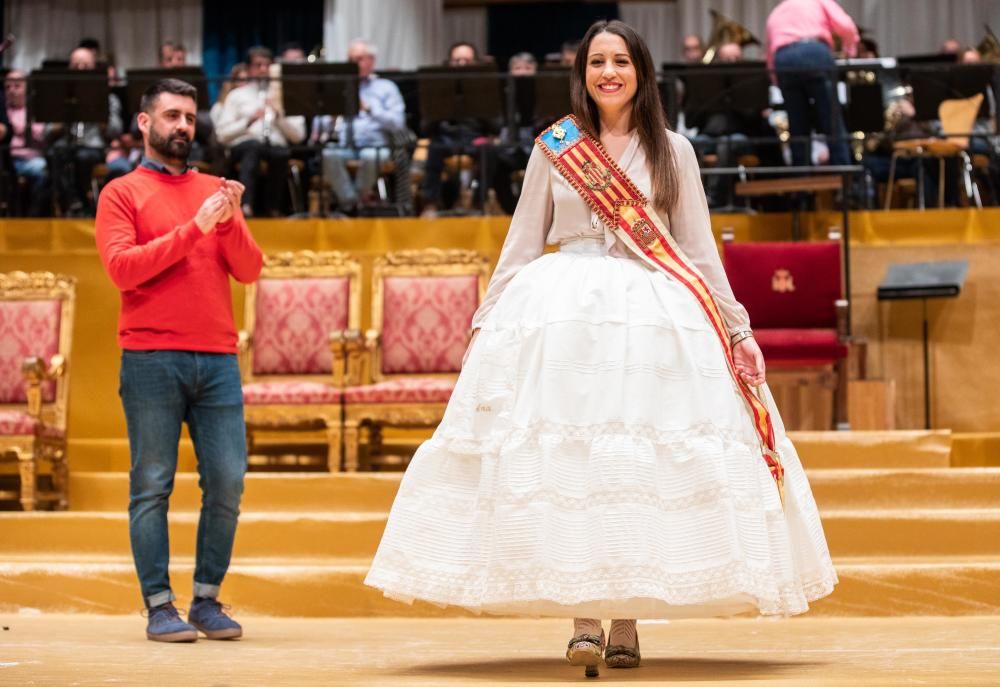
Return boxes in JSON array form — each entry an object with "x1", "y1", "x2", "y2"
[{"x1": 470, "y1": 130, "x2": 751, "y2": 334}]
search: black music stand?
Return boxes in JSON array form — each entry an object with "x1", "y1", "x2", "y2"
[
  {"x1": 416, "y1": 65, "x2": 503, "y2": 138},
  {"x1": 900, "y1": 60, "x2": 994, "y2": 124},
  {"x1": 844, "y1": 82, "x2": 885, "y2": 133},
  {"x1": 877, "y1": 259, "x2": 969, "y2": 429},
  {"x1": 510, "y1": 68, "x2": 571, "y2": 135},
  {"x1": 28, "y1": 68, "x2": 109, "y2": 124},
  {"x1": 125, "y1": 67, "x2": 210, "y2": 114},
  {"x1": 280, "y1": 62, "x2": 359, "y2": 123},
  {"x1": 675, "y1": 61, "x2": 770, "y2": 133},
  {"x1": 28, "y1": 68, "x2": 111, "y2": 216}
]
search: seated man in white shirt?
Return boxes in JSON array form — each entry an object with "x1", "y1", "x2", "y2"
[
  {"x1": 212, "y1": 46, "x2": 306, "y2": 216},
  {"x1": 315, "y1": 39, "x2": 405, "y2": 214}
]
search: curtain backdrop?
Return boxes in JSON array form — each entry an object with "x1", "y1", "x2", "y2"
[
  {"x1": 442, "y1": 7, "x2": 488, "y2": 64},
  {"x1": 3, "y1": 0, "x2": 202, "y2": 72},
  {"x1": 324, "y1": 0, "x2": 443, "y2": 70}
]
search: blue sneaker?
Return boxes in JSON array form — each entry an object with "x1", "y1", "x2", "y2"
[
  {"x1": 145, "y1": 602, "x2": 198, "y2": 643},
  {"x1": 189, "y1": 597, "x2": 243, "y2": 640}
]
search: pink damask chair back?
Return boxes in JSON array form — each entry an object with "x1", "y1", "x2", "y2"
[
  {"x1": 370, "y1": 250, "x2": 489, "y2": 380},
  {"x1": 0, "y1": 272, "x2": 75, "y2": 510},
  {"x1": 239, "y1": 252, "x2": 361, "y2": 471},
  {"x1": 241, "y1": 252, "x2": 362, "y2": 382}
]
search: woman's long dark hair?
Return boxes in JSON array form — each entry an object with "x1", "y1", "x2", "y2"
[{"x1": 570, "y1": 20, "x2": 678, "y2": 213}]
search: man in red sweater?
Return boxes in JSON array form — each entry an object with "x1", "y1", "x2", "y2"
[{"x1": 96, "y1": 79, "x2": 263, "y2": 643}]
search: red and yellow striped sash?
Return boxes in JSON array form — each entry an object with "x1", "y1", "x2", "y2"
[{"x1": 536, "y1": 115, "x2": 784, "y2": 501}]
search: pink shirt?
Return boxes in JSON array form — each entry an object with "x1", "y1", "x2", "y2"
[
  {"x1": 6, "y1": 106, "x2": 45, "y2": 160},
  {"x1": 766, "y1": 0, "x2": 859, "y2": 71}
]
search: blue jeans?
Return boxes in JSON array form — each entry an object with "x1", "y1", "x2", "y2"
[
  {"x1": 119, "y1": 350, "x2": 247, "y2": 608},
  {"x1": 775, "y1": 41, "x2": 851, "y2": 167}
]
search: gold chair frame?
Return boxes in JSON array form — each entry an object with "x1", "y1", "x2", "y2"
[
  {"x1": 341, "y1": 249, "x2": 489, "y2": 471},
  {"x1": 239, "y1": 251, "x2": 362, "y2": 470},
  {"x1": 0, "y1": 272, "x2": 75, "y2": 510}
]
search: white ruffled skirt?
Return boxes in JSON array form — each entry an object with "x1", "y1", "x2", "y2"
[{"x1": 364, "y1": 238, "x2": 837, "y2": 618}]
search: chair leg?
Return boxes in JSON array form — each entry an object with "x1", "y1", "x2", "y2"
[
  {"x1": 51, "y1": 446, "x2": 69, "y2": 510},
  {"x1": 834, "y1": 358, "x2": 850, "y2": 431},
  {"x1": 343, "y1": 420, "x2": 360, "y2": 472},
  {"x1": 18, "y1": 450, "x2": 37, "y2": 511},
  {"x1": 884, "y1": 152, "x2": 900, "y2": 210},
  {"x1": 325, "y1": 422, "x2": 342, "y2": 472},
  {"x1": 961, "y1": 152, "x2": 983, "y2": 208},
  {"x1": 938, "y1": 158, "x2": 946, "y2": 209}
]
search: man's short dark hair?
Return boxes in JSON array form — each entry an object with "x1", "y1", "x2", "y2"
[
  {"x1": 140, "y1": 78, "x2": 198, "y2": 114},
  {"x1": 161, "y1": 40, "x2": 186, "y2": 54},
  {"x1": 247, "y1": 45, "x2": 273, "y2": 62}
]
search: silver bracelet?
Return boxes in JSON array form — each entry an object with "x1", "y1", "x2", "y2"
[{"x1": 730, "y1": 329, "x2": 754, "y2": 346}]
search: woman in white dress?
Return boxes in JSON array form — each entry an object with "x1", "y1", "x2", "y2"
[{"x1": 365, "y1": 19, "x2": 836, "y2": 677}]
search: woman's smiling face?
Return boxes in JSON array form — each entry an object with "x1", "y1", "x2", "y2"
[{"x1": 585, "y1": 31, "x2": 638, "y2": 115}]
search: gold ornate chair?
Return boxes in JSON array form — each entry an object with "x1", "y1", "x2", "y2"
[
  {"x1": 0, "y1": 272, "x2": 75, "y2": 510},
  {"x1": 238, "y1": 251, "x2": 361, "y2": 471},
  {"x1": 340, "y1": 249, "x2": 489, "y2": 471}
]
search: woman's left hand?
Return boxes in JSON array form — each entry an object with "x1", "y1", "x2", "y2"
[{"x1": 733, "y1": 337, "x2": 766, "y2": 387}]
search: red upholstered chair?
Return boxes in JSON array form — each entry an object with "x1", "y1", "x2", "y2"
[
  {"x1": 722, "y1": 238, "x2": 850, "y2": 428},
  {"x1": 340, "y1": 249, "x2": 489, "y2": 471},
  {"x1": 238, "y1": 252, "x2": 361, "y2": 470},
  {"x1": 0, "y1": 272, "x2": 75, "y2": 510}
]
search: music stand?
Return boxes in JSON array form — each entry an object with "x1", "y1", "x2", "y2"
[
  {"x1": 126, "y1": 67, "x2": 210, "y2": 114},
  {"x1": 844, "y1": 82, "x2": 885, "y2": 133},
  {"x1": 674, "y1": 61, "x2": 770, "y2": 132},
  {"x1": 510, "y1": 67, "x2": 571, "y2": 133},
  {"x1": 900, "y1": 60, "x2": 993, "y2": 123},
  {"x1": 877, "y1": 259, "x2": 969, "y2": 429},
  {"x1": 280, "y1": 62, "x2": 359, "y2": 122},
  {"x1": 28, "y1": 68, "x2": 109, "y2": 124},
  {"x1": 416, "y1": 65, "x2": 503, "y2": 137}
]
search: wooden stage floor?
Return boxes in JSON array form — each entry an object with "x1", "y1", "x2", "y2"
[{"x1": 2, "y1": 615, "x2": 998, "y2": 686}]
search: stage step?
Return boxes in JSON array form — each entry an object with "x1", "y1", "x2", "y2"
[
  {"x1": 1, "y1": 555, "x2": 998, "y2": 618},
  {"x1": 62, "y1": 430, "x2": 955, "y2": 473},
  {"x1": 4, "y1": 507, "x2": 1000, "y2": 559},
  {"x1": 789, "y1": 430, "x2": 951, "y2": 469},
  {"x1": 68, "y1": 472, "x2": 402, "y2": 512},
  {"x1": 67, "y1": 467, "x2": 1000, "y2": 513}
]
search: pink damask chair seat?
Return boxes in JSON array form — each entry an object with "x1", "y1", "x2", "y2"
[
  {"x1": 239, "y1": 252, "x2": 361, "y2": 470},
  {"x1": 340, "y1": 249, "x2": 489, "y2": 471},
  {"x1": 0, "y1": 272, "x2": 76, "y2": 510},
  {"x1": 0, "y1": 410, "x2": 67, "y2": 438},
  {"x1": 243, "y1": 381, "x2": 343, "y2": 405},
  {"x1": 342, "y1": 377, "x2": 455, "y2": 404}
]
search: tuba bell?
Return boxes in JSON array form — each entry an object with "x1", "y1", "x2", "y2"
[
  {"x1": 702, "y1": 9, "x2": 760, "y2": 64},
  {"x1": 977, "y1": 24, "x2": 1000, "y2": 63}
]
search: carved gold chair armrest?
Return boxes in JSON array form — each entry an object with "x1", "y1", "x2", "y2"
[
  {"x1": 330, "y1": 329, "x2": 349, "y2": 388},
  {"x1": 342, "y1": 329, "x2": 377, "y2": 387},
  {"x1": 21, "y1": 354, "x2": 66, "y2": 418}
]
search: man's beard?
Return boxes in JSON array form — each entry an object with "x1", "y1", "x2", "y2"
[{"x1": 149, "y1": 128, "x2": 192, "y2": 162}]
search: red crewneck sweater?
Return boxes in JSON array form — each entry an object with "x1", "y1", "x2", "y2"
[{"x1": 96, "y1": 165, "x2": 263, "y2": 353}]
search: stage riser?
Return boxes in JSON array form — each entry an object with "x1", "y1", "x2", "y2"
[
  {"x1": 2, "y1": 511, "x2": 999, "y2": 559},
  {"x1": 62, "y1": 431, "x2": 956, "y2": 473},
  {"x1": 1, "y1": 560, "x2": 998, "y2": 617},
  {"x1": 66, "y1": 468, "x2": 1000, "y2": 512}
]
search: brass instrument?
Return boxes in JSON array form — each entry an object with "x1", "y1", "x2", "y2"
[
  {"x1": 977, "y1": 24, "x2": 1000, "y2": 63},
  {"x1": 701, "y1": 9, "x2": 759, "y2": 64}
]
